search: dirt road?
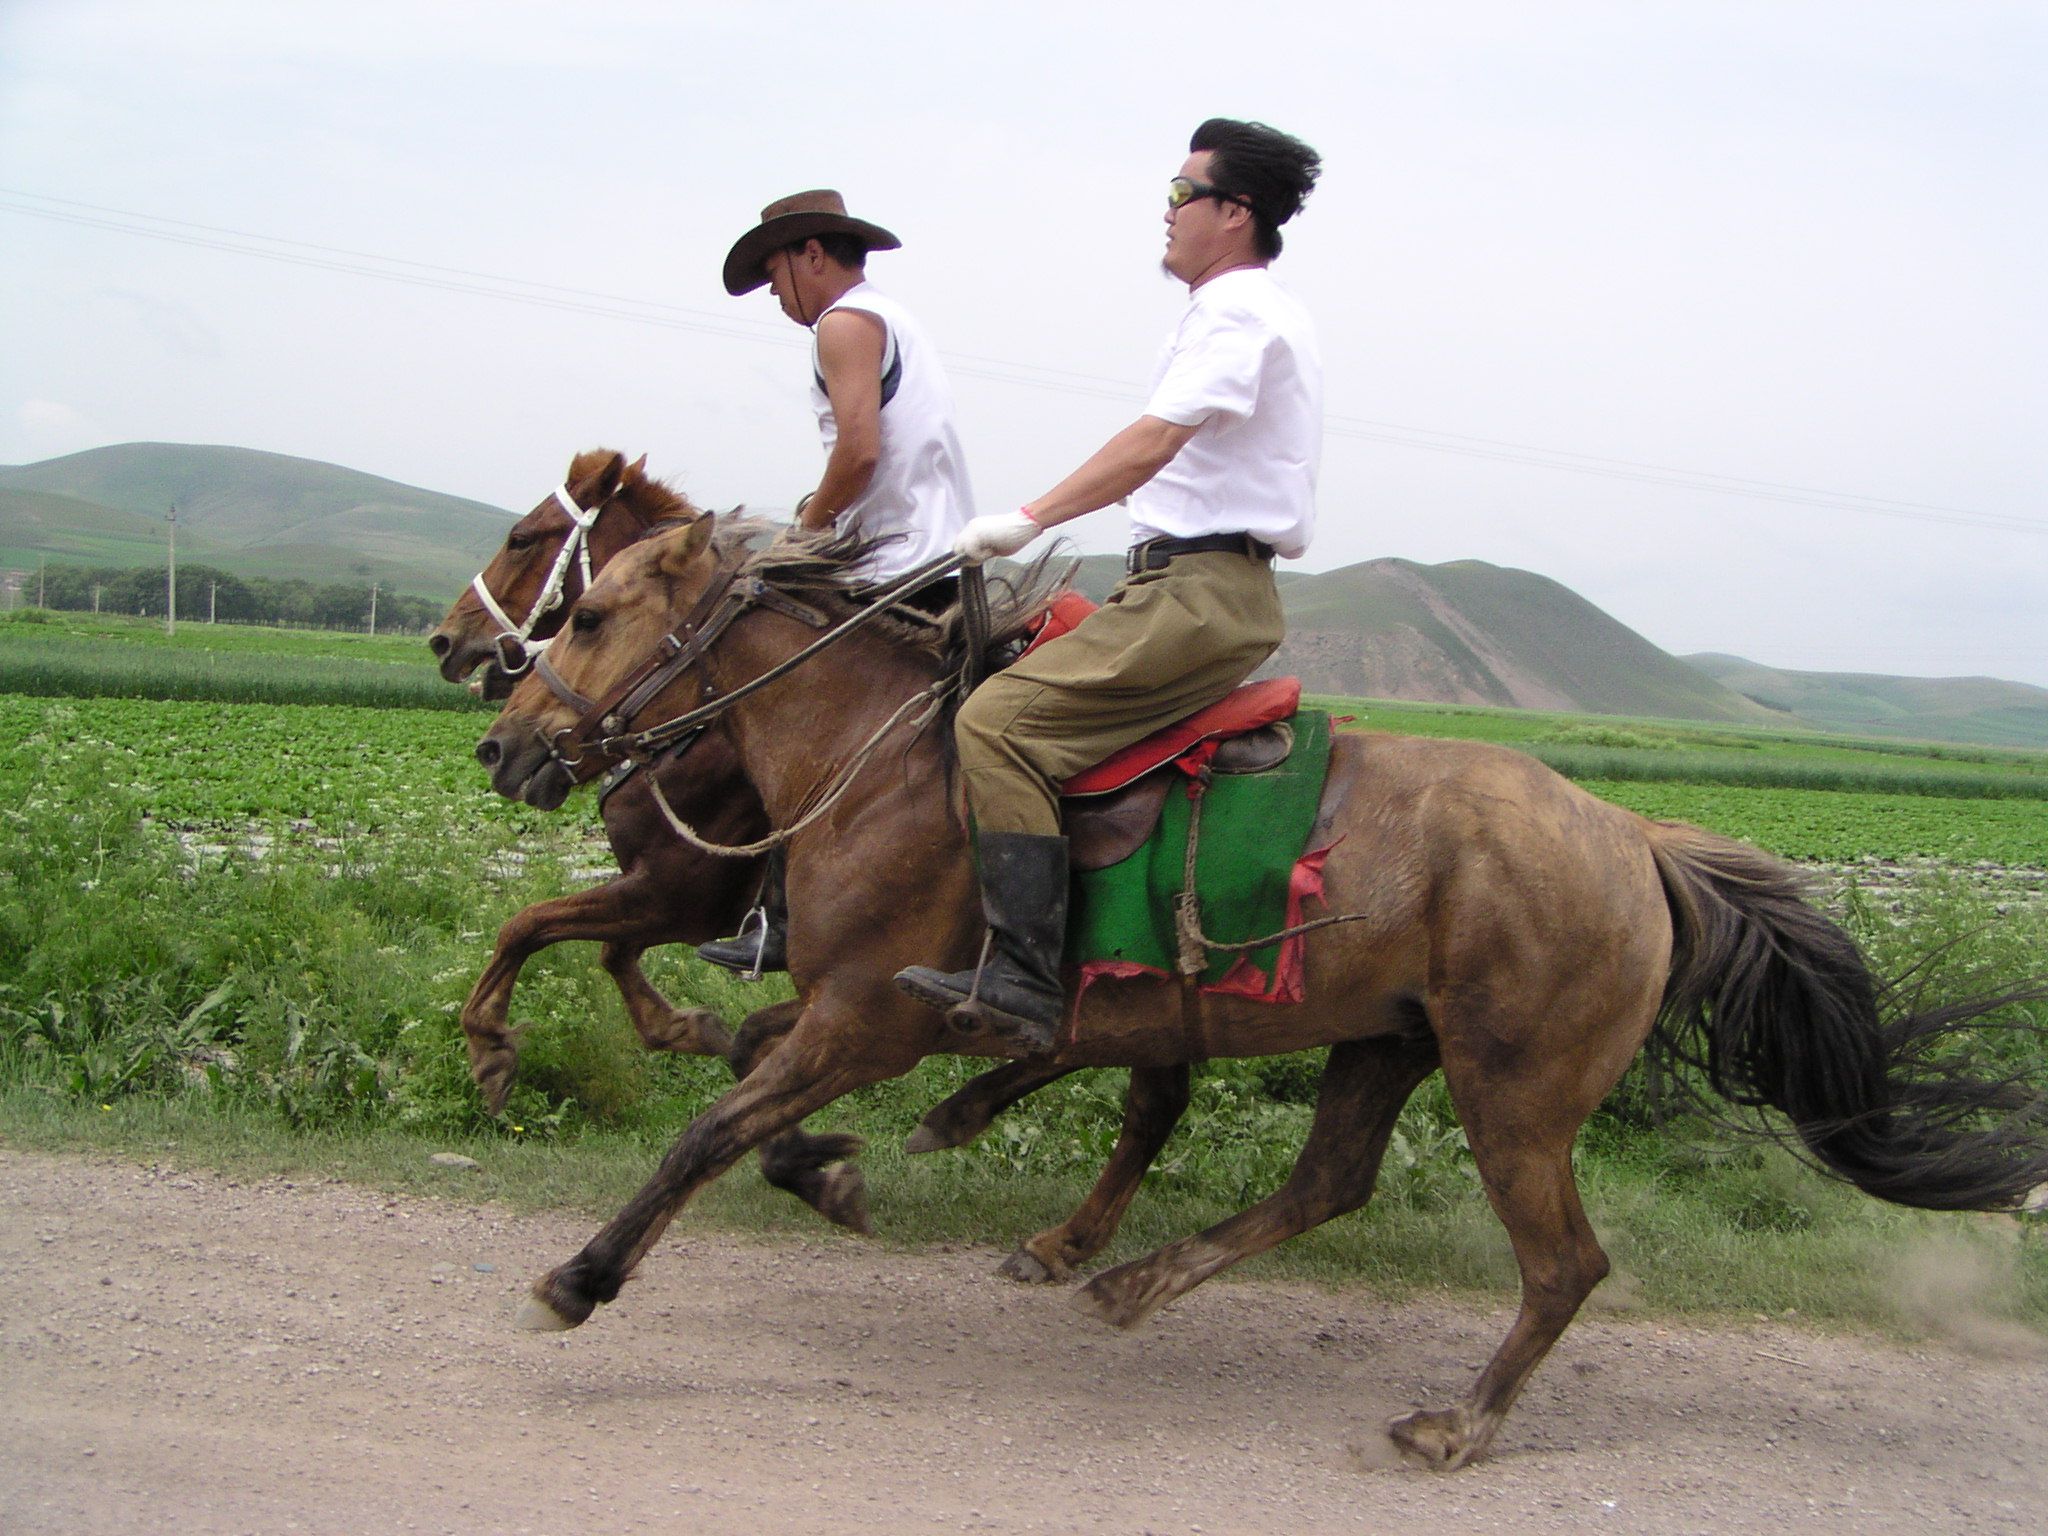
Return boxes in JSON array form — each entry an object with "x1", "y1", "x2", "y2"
[{"x1": 4, "y1": 1148, "x2": 2043, "y2": 1535}]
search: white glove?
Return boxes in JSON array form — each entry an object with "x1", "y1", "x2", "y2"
[{"x1": 953, "y1": 509, "x2": 1042, "y2": 564}]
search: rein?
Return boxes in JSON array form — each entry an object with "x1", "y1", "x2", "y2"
[
  {"x1": 556, "y1": 550, "x2": 964, "y2": 763},
  {"x1": 533, "y1": 545, "x2": 967, "y2": 858},
  {"x1": 469, "y1": 483, "x2": 614, "y2": 676}
]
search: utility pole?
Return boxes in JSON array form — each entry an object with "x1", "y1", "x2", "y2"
[
  {"x1": 368, "y1": 582, "x2": 379, "y2": 636},
  {"x1": 92, "y1": 583, "x2": 102, "y2": 615},
  {"x1": 166, "y1": 505, "x2": 178, "y2": 637},
  {"x1": 209, "y1": 579, "x2": 218, "y2": 624}
]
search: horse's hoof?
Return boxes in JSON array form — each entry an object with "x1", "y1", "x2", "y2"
[
  {"x1": 1387, "y1": 1406, "x2": 1481, "y2": 1470},
  {"x1": 996, "y1": 1248, "x2": 1064, "y2": 1285},
  {"x1": 903, "y1": 1124, "x2": 946, "y2": 1155},
  {"x1": 814, "y1": 1164, "x2": 872, "y2": 1236},
  {"x1": 513, "y1": 1294, "x2": 581, "y2": 1332},
  {"x1": 475, "y1": 1064, "x2": 515, "y2": 1118}
]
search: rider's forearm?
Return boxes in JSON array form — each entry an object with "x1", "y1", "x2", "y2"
[
  {"x1": 1024, "y1": 416, "x2": 1197, "y2": 528},
  {"x1": 805, "y1": 438, "x2": 879, "y2": 527}
]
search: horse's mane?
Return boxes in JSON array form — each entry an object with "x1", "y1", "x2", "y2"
[
  {"x1": 566, "y1": 447, "x2": 699, "y2": 525},
  {"x1": 708, "y1": 515, "x2": 1071, "y2": 675}
]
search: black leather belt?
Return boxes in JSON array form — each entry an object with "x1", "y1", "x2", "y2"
[{"x1": 1125, "y1": 532, "x2": 1274, "y2": 575}]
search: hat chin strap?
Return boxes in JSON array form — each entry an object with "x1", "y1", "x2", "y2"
[{"x1": 778, "y1": 247, "x2": 818, "y2": 329}]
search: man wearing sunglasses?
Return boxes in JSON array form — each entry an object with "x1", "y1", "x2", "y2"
[
  {"x1": 897, "y1": 118, "x2": 1324, "y2": 1052},
  {"x1": 700, "y1": 189, "x2": 977, "y2": 978}
]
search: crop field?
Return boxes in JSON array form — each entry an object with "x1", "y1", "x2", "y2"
[
  {"x1": 0, "y1": 609, "x2": 482, "y2": 711},
  {"x1": 4, "y1": 619, "x2": 2045, "y2": 1326}
]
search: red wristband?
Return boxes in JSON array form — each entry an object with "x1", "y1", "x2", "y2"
[{"x1": 1020, "y1": 504, "x2": 1045, "y2": 527}]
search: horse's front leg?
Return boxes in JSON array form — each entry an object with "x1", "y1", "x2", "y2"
[
  {"x1": 601, "y1": 939, "x2": 732, "y2": 1058},
  {"x1": 459, "y1": 877, "x2": 657, "y2": 1113},
  {"x1": 728, "y1": 998, "x2": 873, "y2": 1235},
  {"x1": 517, "y1": 1002, "x2": 916, "y2": 1331}
]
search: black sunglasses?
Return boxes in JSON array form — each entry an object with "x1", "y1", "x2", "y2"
[{"x1": 1167, "y1": 176, "x2": 1250, "y2": 210}]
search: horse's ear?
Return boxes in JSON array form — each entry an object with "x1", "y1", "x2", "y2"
[
  {"x1": 595, "y1": 451, "x2": 629, "y2": 501},
  {"x1": 656, "y1": 512, "x2": 714, "y2": 574},
  {"x1": 625, "y1": 454, "x2": 648, "y2": 481}
]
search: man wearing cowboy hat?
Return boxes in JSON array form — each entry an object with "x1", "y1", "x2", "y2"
[
  {"x1": 896, "y1": 118, "x2": 1324, "y2": 1052},
  {"x1": 698, "y1": 189, "x2": 976, "y2": 977}
]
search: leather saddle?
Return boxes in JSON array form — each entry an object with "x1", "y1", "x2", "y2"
[
  {"x1": 1061, "y1": 676, "x2": 1301, "y2": 872},
  {"x1": 1003, "y1": 590, "x2": 1304, "y2": 872}
]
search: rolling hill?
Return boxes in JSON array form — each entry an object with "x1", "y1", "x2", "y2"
[
  {"x1": 1684, "y1": 653, "x2": 2048, "y2": 749},
  {"x1": 1067, "y1": 552, "x2": 1780, "y2": 726},
  {"x1": 0, "y1": 443, "x2": 514, "y2": 597},
  {"x1": 7, "y1": 443, "x2": 2041, "y2": 746}
]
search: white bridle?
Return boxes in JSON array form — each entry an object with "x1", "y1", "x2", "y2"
[{"x1": 469, "y1": 484, "x2": 608, "y2": 674}]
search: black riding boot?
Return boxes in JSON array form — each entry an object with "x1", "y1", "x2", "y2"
[
  {"x1": 696, "y1": 846, "x2": 788, "y2": 978},
  {"x1": 895, "y1": 832, "x2": 1068, "y2": 1054}
]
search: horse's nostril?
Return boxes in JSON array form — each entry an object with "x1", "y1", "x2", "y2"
[
  {"x1": 428, "y1": 633, "x2": 452, "y2": 659},
  {"x1": 476, "y1": 737, "x2": 501, "y2": 769}
]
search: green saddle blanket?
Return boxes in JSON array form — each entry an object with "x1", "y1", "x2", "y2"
[{"x1": 1067, "y1": 709, "x2": 1332, "y2": 996}]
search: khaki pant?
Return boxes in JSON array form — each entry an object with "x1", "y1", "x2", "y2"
[{"x1": 957, "y1": 550, "x2": 1287, "y2": 836}]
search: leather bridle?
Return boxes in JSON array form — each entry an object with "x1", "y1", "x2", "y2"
[
  {"x1": 468, "y1": 482, "x2": 620, "y2": 676},
  {"x1": 532, "y1": 548, "x2": 963, "y2": 772}
]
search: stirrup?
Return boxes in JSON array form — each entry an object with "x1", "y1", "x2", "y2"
[
  {"x1": 699, "y1": 905, "x2": 771, "y2": 982},
  {"x1": 732, "y1": 906, "x2": 770, "y2": 983}
]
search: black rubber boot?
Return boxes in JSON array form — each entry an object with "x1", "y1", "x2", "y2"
[
  {"x1": 895, "y1": 832, "x2": 1068, "y2": 1054},
  {"x1": 696, "y1": 847, "x2": 788, "y2": 978}
]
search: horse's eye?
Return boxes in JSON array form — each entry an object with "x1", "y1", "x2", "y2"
[
  {"x1": 571, "y1": 608, "x2": 602, "y2": 633},
  {"x1": 507, "y1": 533, "x2": 536, "y2": 553}
]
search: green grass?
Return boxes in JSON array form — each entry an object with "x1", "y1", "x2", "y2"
[
  {"x1": 2, "y1": 621, "x2": 2045, "y2": 1334},
  {"x1": 1318, "y1": 694, "x2": 2048, "y2": 801},
  {"x1": 2, "y1": 717, "x2": 2045, "y2": 1334}
]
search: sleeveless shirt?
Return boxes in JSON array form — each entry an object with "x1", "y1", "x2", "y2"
[{"x1": 810, "y1": 282, "x2": 975, "y2": 583}]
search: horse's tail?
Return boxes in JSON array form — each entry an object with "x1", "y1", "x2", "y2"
[{"x1": 1642, "y1": 819, "x2": 2048, "y2": 1211}]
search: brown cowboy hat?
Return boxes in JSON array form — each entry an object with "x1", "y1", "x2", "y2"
[{"x1": 722, "y1": 190, "x2": 902, "y2": 296}]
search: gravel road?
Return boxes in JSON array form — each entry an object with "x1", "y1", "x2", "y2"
[{"x1": 5, "y1": 1148, "x2": 2044, "y2": 1535}]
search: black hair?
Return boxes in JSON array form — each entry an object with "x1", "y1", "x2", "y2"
[
  {"x1": 788, "y1": 232, "x2": 870, "y2": 269},
  {"x1": 1188, "y1": 118, "x2": 1322, "y2": 260}
]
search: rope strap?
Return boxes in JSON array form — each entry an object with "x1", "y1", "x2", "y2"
[
  {"x1": 642, "y1": 680, "x2": 953, "y2": 858},
  {"x1": 1171, "y1": 777, "x2": 1376, "y2": 975}
]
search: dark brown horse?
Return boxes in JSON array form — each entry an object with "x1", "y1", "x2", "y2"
[
  {"x1": 477, "y1": 515, "x2": 2048, "y2": 1468},
  {"x1": 429, "y1": 450, "x2": 1055, "y2": 1227}
]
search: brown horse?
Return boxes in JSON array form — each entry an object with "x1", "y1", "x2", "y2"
[
  {"x1": 429, "y1": 450, "x2": 1060, "y2": 1226},
  {"x1": 430, "y1": 449, "x2": 742, "y2": 1075},
  {"x1": 477, "y1": 515, "x2": 2048, "y2": 1468}
]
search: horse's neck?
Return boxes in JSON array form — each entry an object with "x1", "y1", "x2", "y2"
[{"x1": 712, "y1": 618, "x2": 947, "y2": 829}]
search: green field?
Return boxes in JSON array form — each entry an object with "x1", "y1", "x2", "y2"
[
  {"x1": 0, "y1": 609, "x2": 483, "y2": 711},
  {"x1": 2, "y1": 620, "x2": 2044, "y2": 1331}
]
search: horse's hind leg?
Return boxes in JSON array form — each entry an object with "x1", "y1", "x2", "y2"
[
  {"x1": 1079, "y1": 1035, "x2": 1440, "y2": 1328},
  {"x1": 1387, "y1": 1009, "x2": 1649, "y2": 1470},
  {"x1": 904, "y1": 1060, "x2": 1079, "y2": 1154},
  {"x1": 999, "y1": 1065, "x2": 1189, "y2": 1284}
]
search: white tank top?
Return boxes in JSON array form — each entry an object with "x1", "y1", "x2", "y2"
[{"x1": 810, "y1": 282, "x2": 975, "y2": 583}]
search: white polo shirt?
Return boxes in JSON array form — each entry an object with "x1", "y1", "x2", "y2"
[
  {"x1": 1127, "y1": 266, "x2": 1322, "y2": 560},
  {"x1": 811, "y1": 282, "x2": 975, "y2": 583}
]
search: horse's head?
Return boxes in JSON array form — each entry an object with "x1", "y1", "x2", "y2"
[
  {"x1": 475, "y1": 514, "x2": 721, "y2": 808},
  {"x1": 428, "y1": 448, "x2": 697, "y2": 698}
]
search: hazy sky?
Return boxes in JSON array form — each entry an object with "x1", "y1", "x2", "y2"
[{"x1": 3, "y1": 1, "x2": 2043, "y2": 684}]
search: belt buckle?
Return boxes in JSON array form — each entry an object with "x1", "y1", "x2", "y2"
[{"x1": 1125, "y1": 541, "x2": 1150, "y2": 577}]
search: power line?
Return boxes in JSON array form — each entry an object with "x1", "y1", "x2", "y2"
[{"x1": 4, "y1": 187, "x2": 2043, "y2": 537}]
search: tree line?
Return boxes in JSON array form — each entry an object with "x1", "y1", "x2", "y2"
[{"x1": 20, "y1": 562, "x2": 446, "y2": 633}]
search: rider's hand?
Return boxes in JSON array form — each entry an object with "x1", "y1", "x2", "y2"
[{"x1": 954, "y1": 509, "x2": 1042, "y2": 564}]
